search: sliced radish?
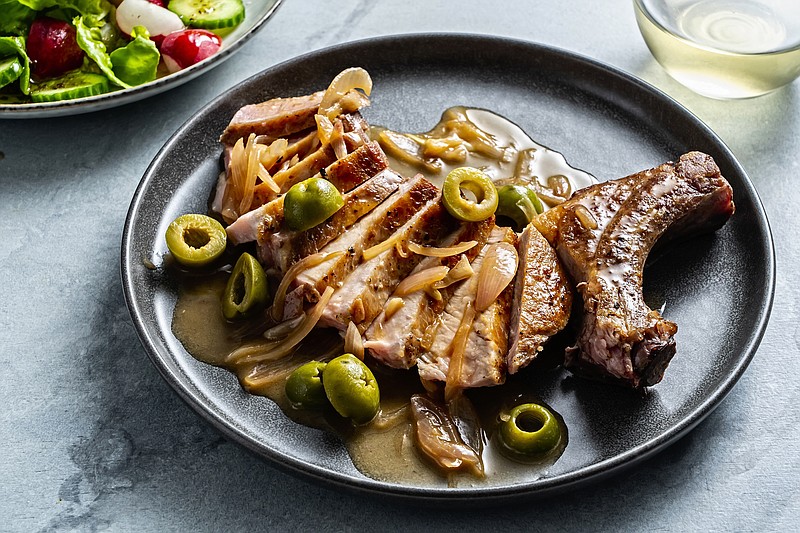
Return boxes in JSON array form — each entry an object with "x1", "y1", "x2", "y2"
[
  {"x1": 116, "y1": 0, "x2": 184, "y2": 44},
  {"x1": 160, "y1": 29, "x2": 222, "y2": 73}
]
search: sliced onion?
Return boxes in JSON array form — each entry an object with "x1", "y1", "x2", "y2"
[
  {"x1": 574, "y1": 204, "x2": 598, "y2": 230},
  {"x1": 331, "y1": 119, "x2": 347, "y2": 160},
  {"x1": 475, "y1": 242, "x2": 518, "y2": 312},
  {"x1": 272, "y1": 251, "x2": 344, "y2": 321},
  {"x1": 432, "y1": 255, "x2": 474, "y2": 289},
  {"x1": 395, "y1": 266, "x2": 449, "y2": 297},
  {"x1": 319, "y1": 67, "x2": 372, "y2": 119},
  {"x1": 384, "y1": 297, "x2": 405, "y2": 320},
  {"x1": 259, "y1": 138, "x2": 289, "y2": 171},
  {"x1": 408, "y1": 240, "x2": 477, "y2": 258},
  {"x1": 315, "y1": 114, "x2": 334, "y2": 145},
  {"x1": 263, "y1": 315, "x2": 305, "y2": 341},
  {"x1": 363, "y1": 232, "x2": 401, "y2": 261},
  {"x1": 227, "y1": 286, "x2": 335, "y2": 365},
  {"x1": 445, "y1": 301, "x2": 476, "y2": 401},
  {"x1": 344, "y1": 321, "x2": 364, "y2": 360}
]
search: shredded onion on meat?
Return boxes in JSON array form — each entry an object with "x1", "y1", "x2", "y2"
[
  {"x1": 227, "y1": 286, "x2": 335, "y2": 365},
  {"x1": 363, "y1": 233, "x2": 401, "y2": 261},
  {"x1": 445, "y1": 302, "x2": 476, "y2": 401},
  {"x1": 319, "y1": 67, "x2": 372, "y2": 119},
  {"x1": 395, "y1": 266, "x2": 449, "y2": 297},
  {"x1": 272, "y1": 251, "x2": 344, "y2": 321},
  {"x1": 344, "y1": 321, "x2": 364, "y2": 360},
  {"x1": 475, "y1": 242, "x2": 518, "y2": 312},
  {"x1": 384, "y1": 297, "x2": 405, "y2": 320},
  {"x1": 432, "y1": 255, "x2": 474, "y2": 290},
  {"x1": 408, "y1": 240, "x2": 477, "y2": 258},
  {"x1": 222, "y1": 134, "x2": 283, "y2": 222}
]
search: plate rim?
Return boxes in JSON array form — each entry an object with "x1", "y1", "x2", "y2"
[
  {"x1": 121, "y1": 33, "x2": 776, "y2": 502},
  {"x1": 0, "y1": 0, "x2": 283, "y2": 118}
]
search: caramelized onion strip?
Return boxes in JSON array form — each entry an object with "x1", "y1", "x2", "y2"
[
  {"x1": 407, "y1": 240, "x2": 477, "y2": 258},
  {"x1": 444, "y1": 301, "x2": 476, "y2": 401},
  {"x1": 394, "y1": 266, "x2": 449, "y2": 297},
  {"x1": 475, "y1": 242, "x2": 518, "y2": 312},
  {"x1": 227, "y1": 286, "x2": 335, "y2": 365},
  {"x1": 272, "y1": 251, "x2": 344, "y2": 321},
  {"x1": 432, "y1": 255, "x2": 474, "y2": 290},
  {"x1": 344, "y1": 321, "x2": 364, "y2": 360}
]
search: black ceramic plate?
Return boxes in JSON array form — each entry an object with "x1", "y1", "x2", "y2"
[{"x1": 121, "y1": 34, "x2": 774, "y2": 502}]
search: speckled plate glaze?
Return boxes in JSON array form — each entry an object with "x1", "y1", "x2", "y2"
[
  {"x1": 0, "y1": 0, "x2": 282, "y2": 118},
  {"x1": 121, "y1": 34, "x2": 774, "y2": 503}
]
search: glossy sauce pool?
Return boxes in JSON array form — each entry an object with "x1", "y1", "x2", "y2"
[{"x1": 171, "y1": 108, "x2": 596, "y2": 486}]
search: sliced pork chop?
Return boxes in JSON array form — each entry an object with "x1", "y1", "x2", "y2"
[
  {"x1": 417, "y1": 226, "x2": 517, "y2": 389},
  {"x1": 227, "y1": 142, "x2": 389, "y2": 247},
  {"x1": 220, "y1": 91, "x2": 324, "y2": 145},
  {"x1": 364, "y1": 218, "x2": 494, "y2": 369},
  {"x1": 533, "y1": 151, "x2": 735, "y2": 388},
  {"x1": 261, "y1": 167, "x2": 402, "y2": 272},
  {"x1": 320, "y1": 199, "x2": 460, "y2": 332},
  {"x1": 292, "y1": 174, "x2": 439, "y2": 305},
  {"x1": 506, "y1": 225, "x2": 574, "y2": 374}
]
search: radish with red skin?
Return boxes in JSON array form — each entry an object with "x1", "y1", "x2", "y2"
[
  {"x1": 146, "y1": 0, "x2": 166, "y2": 7},
  {"x1": 116, "y1": 0, "x2": 184, "y2": 46},
  {"x1": 160, "y1": 29, "x2": 221, "y2": 73},
  {"x1": 27, "y1": 17, "x2": 85, "y2": 80}
]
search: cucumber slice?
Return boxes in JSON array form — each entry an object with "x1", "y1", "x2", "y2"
[
  {"x1": 0, "y1": 56, "x2": 22, "y2": 90},
  {"x1": 168, "y1": 0, "x2": 245, "y2": 29},
  {"x1": 30, "y1": 72, "x2": 110, "y2": 103}
]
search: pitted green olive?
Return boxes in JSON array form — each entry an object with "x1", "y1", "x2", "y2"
[
  {"x1": 442, "y1": 167, "x2": 498, "y2": 222},
  {"x1": 285, "y1": 361, "x2": 329, "y2": 409},
  {"x1": 323, "y1": 354, "x2": 380, "y2": 424},
  {"x1": 283, "y1": 177, "x2": 344, "y2": 231},
  {"x1": 496, "y1": 185, "x2": 544, "y2": 230},
  {"x1": 499, "y1": 403, "x2": 561, "y2": 456},
  {"x1": 222, "y1": 253, "x2": 269, "y2": 320},
  {"x1": 165, "y1": 213, "x2": 227, "y2": 267}
]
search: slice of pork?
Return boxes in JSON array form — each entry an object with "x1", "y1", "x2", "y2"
[
  {"x1": 220, "y1": 91, "x2": 324, "y2": 145},
  {"x1": 261, "y1": 167, "x2": 402, "y2": 272},
  {"x1": 320, "y1": 199, "x2": 460, "y2": 332},
  {"x1": 533, "y1": 151, "x2": 735, "y2": 388},
  {"x1": 292, "y1": 174, "x2": 439, "y2": 306},
  {"x1": 505, "y1": 225, "x2": 574, "y2": 374},
  {"x1": 227, "y1": 142, "x2": 389, "y2": 247},
  {"x1": 417, "y1": 226, "x2": 517, "y2": 389},
  {"x1": 364, "y1": 218, "x2": 494, "y2": 369}
]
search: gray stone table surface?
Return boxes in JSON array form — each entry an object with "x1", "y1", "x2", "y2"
[{"x1": 1, "y1": 0, "x2": 797, "y2": 531}]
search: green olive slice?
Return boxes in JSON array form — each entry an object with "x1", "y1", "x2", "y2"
[
  {"x1": 285, "y1": 361, "x2": 329, "y2": 409},
  {"x1": 496, "y1": 184, "x2": 544, "y2": 230},
  {"x1": 323, "y1": 354, "x2": 380, "y2": 424},
  {"x1": 283, "y1": 177, "x2": 345, "y2": 231},
  {"x1": 222, "y1": 252, "x2": 269, "y2": 320},
  {"x1": 499, "y1": 403, "x2": 561, "y2": 456},
  {"x1": 442, "y1": 167, "x2": 498, "y2": 222},
  {"x1": 165, "y1": 213, "x2": 227, "y2": 267}
]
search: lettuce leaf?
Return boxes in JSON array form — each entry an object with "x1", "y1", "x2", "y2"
[
  {"x1": 0, "y1": 0, "x2": 37, "y2": 36},
  {"x1": 109, "y1": 26, "x2": 159, "y2": 86},
  {"x1": 74, "y1": 16, "x2": 131, "y2": 89},
  {"x1": 0, "y1": 36, "x2": 31, "y2": 94},
  {"x1": 18, "y1": 0, "x2": 111, "y2": 24}
]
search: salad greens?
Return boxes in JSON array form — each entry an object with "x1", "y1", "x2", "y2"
[
  {"x1": 0, "y1": 36, "x2": 31, "y2": 93},
  {"x1": 0, "y1": 0, "x2": 243, "y2": 104},
  {"x1": 109, "y1": 26, "x2": 159, "y2": 86},
  {"x1": 73, "y1": 15, "x2": 133, "y2": 89}
]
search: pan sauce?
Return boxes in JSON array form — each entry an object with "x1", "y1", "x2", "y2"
[{"x1": 172, "y1": 108, "x2": 595, "y2": 485}]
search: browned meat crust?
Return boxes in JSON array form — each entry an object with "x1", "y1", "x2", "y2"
[
  {"x1": 364, "y1": 218, "x2": 494, "y2": 369},
  {"x1": 321, "y1": 199, "x2": 461, "y2": 332},
  {"x1": 220, "y1": 91, "x2": 324, "y2": 145},
  {"x1": 506, "y1": 225, "x2": 573, "y2": 374},
  {"x1": 533, "y1": 151, "x2": 735, "y2": 388},
  {"x1": 417, "y1": 227, "x2": 517, "y2": 388}
]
